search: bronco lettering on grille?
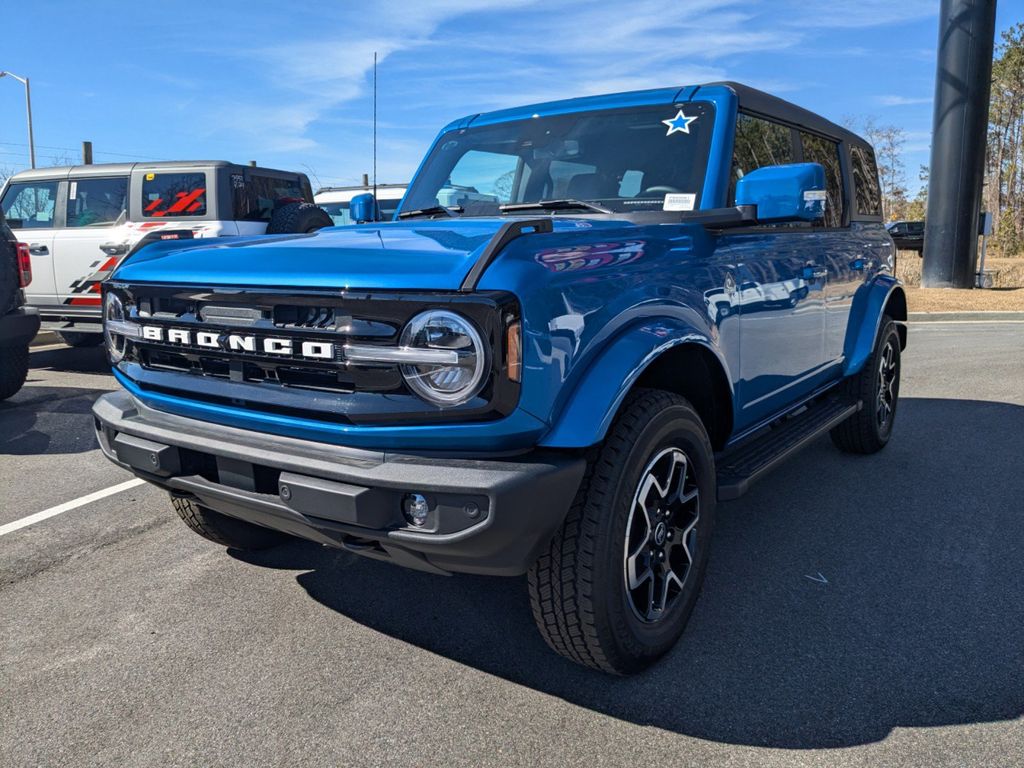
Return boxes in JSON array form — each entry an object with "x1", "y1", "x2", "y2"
[{"x1": 139, "y1": 326, "x2": 336, "y2": 360}]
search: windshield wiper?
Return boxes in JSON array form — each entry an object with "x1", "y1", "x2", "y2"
[
  {"x1": 499, "y1": 199, "x2": 614, "y2": 215},
  {"x1": 397, "y1": 205, "x2": 463, "y2": 219}
]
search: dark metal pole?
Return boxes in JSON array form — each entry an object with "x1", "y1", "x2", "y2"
[{"x1": 922, "y1": 0, "x2": 997, "y2": 288}]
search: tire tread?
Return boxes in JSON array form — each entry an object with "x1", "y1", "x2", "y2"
[{"x1": 528, "y1": 388, "x2": 698, "y2": 673}]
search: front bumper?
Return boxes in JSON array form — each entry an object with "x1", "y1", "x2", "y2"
[
  {"x1": 92, "y1": 390, "x2": 585, "y2": 576},
  {"x1": 0, "y1": 307, "x2": 41, "y2": 346}
]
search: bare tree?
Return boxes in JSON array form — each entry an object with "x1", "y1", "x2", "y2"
[{"x1": 859, "y1": 118, "x2": 908, "y2": 221}]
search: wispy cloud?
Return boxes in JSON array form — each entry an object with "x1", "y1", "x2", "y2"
[{"x1": 879, "y1": 95, "x2": 932, "y2": 106}]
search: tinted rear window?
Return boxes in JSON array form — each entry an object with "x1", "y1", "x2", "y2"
[
  {"x1": 233, "y1": 174, "x2": 311, "y2": 222},
  {"x1": 850, "y1": 146, "x2": 882, "y2": 217},
  {"x1": 142, "y1": 172, "x2": 207, "y2": 218}
]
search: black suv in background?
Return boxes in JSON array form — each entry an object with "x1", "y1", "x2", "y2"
[
  {"x1": 0, "y1": 209, "x2": 40, "y2": 399},
  {"x1": 886, "y1": 220, "x2": 924, "y2": 253}
]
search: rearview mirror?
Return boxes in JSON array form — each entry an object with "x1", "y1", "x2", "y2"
[
  {"x1": 735, "y1": 163, "x2": 826, "y2": 223},
  {"x1": 349, "y1": 193, "x2": 380, "y2": 224}
]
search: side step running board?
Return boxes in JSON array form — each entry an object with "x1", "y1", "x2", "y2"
[{"x1": 716, "y1": 396, "x2": 861, "y2": 501}]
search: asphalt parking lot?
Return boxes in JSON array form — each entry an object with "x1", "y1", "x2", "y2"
[{"x1": 2, "y1": 323, "x2": 1022, "y2": 767}]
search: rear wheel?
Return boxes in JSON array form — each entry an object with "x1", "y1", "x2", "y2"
[
  {"x1": 57, "y1": 330, "x2": 103, "y2": 347},
  {"x1": 0, "y1": 343, "x2": 30, "y2": 400},
  {"x1": 266, "y1": 202, "x2": 333, "y2": 234},
  {"x1": 528, "y1": 389, "x2": 716, "y2": 674},
  {"x1": 172, "y1": 496, "x2": 290, "y2": 551},
  {"x1": 830, "y1": 317, "x2": 901, "y2": 454}
]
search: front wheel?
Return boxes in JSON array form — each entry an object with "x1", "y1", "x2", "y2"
[
  {"x1": 830, "y1": 317, "x2": 902, "y2": 454},
  {"x1": 528, "y1": 389, "x2": 716, "y2": 674},
  {"x1": 172, "y1": 496, "x2": 290, "y2": 551}
]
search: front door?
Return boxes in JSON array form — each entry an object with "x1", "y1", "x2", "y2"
[
  {"x1": 52, "y1": 175, "x2": 130, "y2": 309},
  {"x1": 721, "y1": 232, "x2": 829, "y2": 430},
  {"x1": 0, "y1": 178, "x2": 62, "y2": 307}
]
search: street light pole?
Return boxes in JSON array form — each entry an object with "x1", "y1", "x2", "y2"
[{"x1": 0, "y1": 71, "x2": 36, "y2": 169}]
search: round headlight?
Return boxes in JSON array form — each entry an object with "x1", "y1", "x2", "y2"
[
  {"x1": 399, "y1": 310, "x2": 487, "y2": 406},
  {"x1": 104, "y1": 292, "x2": 127, "y2": 363}
]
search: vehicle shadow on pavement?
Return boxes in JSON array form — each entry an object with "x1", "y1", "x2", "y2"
[
  {"x1": 0, "y1": 385, "x2": 107, "y2": 455},
  {"x1": 28, "y1": 345, "x2": 112, "y2": 376},
  {"x1": 233, "y1": 397, "x2": 1024, "y2": 749},
  {"x1": 0, "y1": 347, "x2": 111, "y2": 455}
]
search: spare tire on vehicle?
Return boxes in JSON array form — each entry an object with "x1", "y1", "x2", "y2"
[
  {"x1": 266, "y1": 202, "x2": 333, "y2": 235},
  {"x1": 0, "y1": 233, "x2": 17, "y2": 315}
]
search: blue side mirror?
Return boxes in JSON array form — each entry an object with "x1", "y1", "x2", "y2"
[
  {"x1": 735, "y1": 162, "x2": 826, "y2": 223},
  {"x1": 349, "y1": 193, "x2": 380, "y2": 224}
]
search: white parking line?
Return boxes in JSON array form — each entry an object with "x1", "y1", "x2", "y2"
[{"x1": 0, "y1": 478, "x2": 146, "y2": 538}]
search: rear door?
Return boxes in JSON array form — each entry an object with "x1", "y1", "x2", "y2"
[
  {"x1": 0, "y1": 177, "x2": 63, "y2": 307},
  {"x1": 52, "y1": 174, "x2": 130, "y2": 308}
]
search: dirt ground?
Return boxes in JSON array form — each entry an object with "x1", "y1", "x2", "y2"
[{"x1": 895, "y1": 252, "x2": 1024, "y2": 313}]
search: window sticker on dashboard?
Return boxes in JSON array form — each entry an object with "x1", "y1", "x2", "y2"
[
  {"x1": 661, "y1": 110, "x2": 698, "y2": 136},
  {"x1": 663, "y1": 193, "x2": 696, "y2": 211}
]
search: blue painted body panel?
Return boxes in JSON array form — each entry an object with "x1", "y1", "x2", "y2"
[{"x1": 108, "y1": 83, "x2": 900, "y2": 455}]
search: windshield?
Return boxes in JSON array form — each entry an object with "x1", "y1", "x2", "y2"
[
  {"x1": 401, "y1": 102, "x2": 715, "y2": 217},
  {"x1": 321, "y1": 197, "x2": 403, "y2": 225}
]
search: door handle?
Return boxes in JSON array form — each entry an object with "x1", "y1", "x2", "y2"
[
  {"x1": 28, "y1": 244, "x2": 49, "y2": 256},
  {"x1": 100, "y1": 242, "x2": 129, "y2": 256}
]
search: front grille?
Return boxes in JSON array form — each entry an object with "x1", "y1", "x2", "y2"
[{"x1": 109, "y1": 283, "x2": 522, "y2": 425}]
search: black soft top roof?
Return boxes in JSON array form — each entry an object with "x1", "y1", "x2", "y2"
[{"x1": 705, "y1": 81, "x2": 873, "y2": 151}]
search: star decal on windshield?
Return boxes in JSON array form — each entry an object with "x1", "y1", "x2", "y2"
[{"x1": 662, "y1": 110, "x2": 698, "y2": 136}]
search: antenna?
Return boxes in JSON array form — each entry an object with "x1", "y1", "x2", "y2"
[{"x1": 372, "y1": 51, "x2": 377, "y2": 201}]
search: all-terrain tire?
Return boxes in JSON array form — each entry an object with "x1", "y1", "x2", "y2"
[
  {"x1": 172, "y1": 496, "x2": 290, "y2": 550},
  {"x1": 0, "y1": 235, "x2": 17, "y2": 314},
  {"x1": 266, "y1": 202, "x2": 333, "y2": 234},
  {"x1": 0, "y1": 344, "x2": 30, "y2": 400},
  {"x1": 528, "y1": 388, "x2": 717, "y2": 674},
  {"x1": 57, "y1": 331, "x2": 104, "y2": 347},
  {"x1": 830, "y1": 317, "x2": 902, "y2": 454}
]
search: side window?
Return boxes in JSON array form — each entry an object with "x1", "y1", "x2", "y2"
[
  {"x1": 445, "y1": 150, "x2": 521, "y2": 206},
  {"x1": 66, "y1": 176, "x2": 128, "y2": 228},
  {"x1": 850, "y1": 146, "x2": 882, "y2": 217},
  {"x1": 142, "y1": 173, "x2": 208, "y2": 218},
  {"x1": 233, "y1": 174, "x2": 309, "y2": 222},
  {"x1": 730, "y1": 113, "x2": 795, "y2": 204},
  {"x1": 1, "y1": 181, "x2": 59, "y2": 228},
  {"x1": 799, "y1": 132, "x2": 844, "y2": 228}
]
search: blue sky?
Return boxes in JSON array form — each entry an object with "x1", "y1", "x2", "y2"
[{"x1": 1, "y1": 0, "x2": 1021, "y2": 193}]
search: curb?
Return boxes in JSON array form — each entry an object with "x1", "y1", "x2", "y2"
[{"x1": 909, "y1": 311, "x2": 1024, "y2": 322}]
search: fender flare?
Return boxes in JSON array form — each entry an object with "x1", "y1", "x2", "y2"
[
  {"x1": 843, "y1": 275, "x2": 907, "y2": 377},
  {"x1": 538, "y1": 319, "x2": 732, "y2": 449}
]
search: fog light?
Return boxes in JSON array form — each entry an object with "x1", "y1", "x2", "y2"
[{"x1": 402, "y1": 493, "x2": 430, "y2": 527}]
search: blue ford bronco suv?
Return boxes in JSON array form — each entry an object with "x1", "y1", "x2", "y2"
[{"x1": 93, "y1": 83, "x2": 905, "y2": 674}]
